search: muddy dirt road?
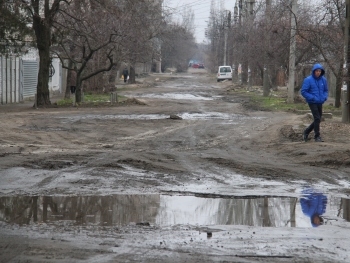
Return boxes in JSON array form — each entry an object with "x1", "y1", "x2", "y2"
[{"x1": 1, "y1": 69, "x2": 350, "y2": 262}]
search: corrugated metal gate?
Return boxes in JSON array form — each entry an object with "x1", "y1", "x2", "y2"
[
  {"x1": 0, "y1": 57, "x2": 38, "y2": 104},
  {"x1": 21, "y1": 60, "x2": 38, "y2": 100}
]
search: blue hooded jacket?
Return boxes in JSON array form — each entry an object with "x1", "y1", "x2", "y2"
[
  {"x1": 300, "y1": 189, "x2": 327, "y2": 227},
  {"x1": 301, "y1": 63, "x2": 328, "y2": 104}
]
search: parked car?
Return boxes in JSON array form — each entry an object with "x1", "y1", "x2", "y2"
[
  {"x1": 192, "y1": 63, "x2": 199, "y2": 68},
  {"x1": 198, "y1": 63, "x2": 205, "y2": 68},
  {"x1": 217, "y1": 66, "x2": 232, "y2": 82}
]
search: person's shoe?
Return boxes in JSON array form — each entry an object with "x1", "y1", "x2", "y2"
[
  {"x1": 315, "y1": 137, "x2": 323, "y2": 142},
  {"x1": 302, "y1": 130, "x2": 309, "y2": 142}
]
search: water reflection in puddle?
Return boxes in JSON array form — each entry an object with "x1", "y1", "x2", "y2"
[
  {"x1": 58, "y1": 112, "x2": 263, "y2": 122},
  {"x1": 1, "y1": 194, "x2": 348, "y2": 228},
  {"x1": 134, "y1": 93, "x2": 213, "y2": 100}
]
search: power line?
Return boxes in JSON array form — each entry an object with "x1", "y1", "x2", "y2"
[
  {"x1": 174, "y1": 0, "x2": 212, "y2": 10},
  {"x1": 164, "y1": 0, "x2": 212, "y2": 15}
]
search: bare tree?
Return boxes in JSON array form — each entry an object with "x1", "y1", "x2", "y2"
[
  {"x1": 158, "y1": 3, "x2": 198, "y2": 73},
  {"x1": 0, "y1": 0, "x2": 32, "y2": 54},
  {"x1": 122, "y1": 0, "x2": 164, "y2": 82},
  {"x1": 53, "y1": 0, "x2": 165, "y2": 99},
  {"x1": 161, "y1": 24, "x2": 197, "y2": 72},
  {"x1": 26, "y1": 0, "x2": 69, "y2": 107},
  {"x1": 53, "y1": 0, "x2": 126, "y2": 102}
]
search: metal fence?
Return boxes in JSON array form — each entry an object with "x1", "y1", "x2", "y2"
[
  {"x1": 22, "y1": 60, "x2": 38, "y2": 100},
  {"x1": 0, "y1": 56, "x2": 38, "y2": 104}
]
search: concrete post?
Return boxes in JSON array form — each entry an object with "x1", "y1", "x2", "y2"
[
  {"x1": 34, "y1": 94, "x2": 37, "y2": 108},
  {"x1": 342, "y1": 89, "x2": 348, "y2": 122},
  {"x1": 232, "y1": 64, "x2": 237, "y2": 83},
  {"x1": 287, "y1": 0, "x2": 297, "y2": 103}
]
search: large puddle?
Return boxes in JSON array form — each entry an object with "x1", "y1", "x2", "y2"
[
  {"x1": 133, "y1": 93, "x2": 214, "y2": 100},
  {"x1": 57, "y1": 112, "x2": 264, "y2": 123},
  {"x1": 1, "y1": 193, "x2": 349, "y2": 228}
]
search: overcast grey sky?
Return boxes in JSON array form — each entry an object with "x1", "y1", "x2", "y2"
[{"x1": 165, "y1": 0, "x2": 236, "y2": 43}]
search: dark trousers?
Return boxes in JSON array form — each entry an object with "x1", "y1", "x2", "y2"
[
  {"x1": 123, "y1": 74, "x2": 128, "y2": 83},
  {"x1": 305, "y1": 103, "x2": 322, "y2": 138}
]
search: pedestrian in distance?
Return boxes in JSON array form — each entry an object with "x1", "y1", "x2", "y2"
[
  {"x1": 122, "y1": 67, "x2": 129, "y2": 83},
  {"x1": 301, "y1": 63, "x2": 328, "y2": 142}
]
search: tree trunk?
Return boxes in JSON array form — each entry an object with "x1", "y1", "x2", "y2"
[
  {"x1": 33, "y1": 12, "x2": 51, "y2": 107},
  {"x1": 242, "y1": 61, "x2": 248, "y2": 84},
  {"x1": 129, "y1": 65, "x2": 136, "y2": 84},
  {"x1": 36, "y1": 48, "x2": 51, "y2": 106},
  {"x1": 108, "y1": 65, "x2": 118, "y2": 91},
  {"x1": 76, "y1": 75, "x2": 82, "y2": 103},
  {"x1": 65, "y1": 60, "x2": 73, "y2": 99},
  {"x1": 65, "y1": 70, "x2": 72, "y2": 99},
  {"x1": 335, "y1": 62, "x2": 342, "y2": 108}
]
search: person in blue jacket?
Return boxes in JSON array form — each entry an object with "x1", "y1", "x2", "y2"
[
  {"x1": 301, "y1": 63, "x2": 328, "y2": 142},
  {"x1": 300, "y1": 188, "x2": 327, "y2": 227}
]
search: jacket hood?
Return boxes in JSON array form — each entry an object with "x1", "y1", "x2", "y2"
[{"x1": 312, "y1": 63, "x2": 325, "y2": 77}]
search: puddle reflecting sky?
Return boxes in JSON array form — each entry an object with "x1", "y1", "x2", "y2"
[
  {"x1": 57, "y1": 112, "x2": 263, "y2": 122},
  {"x1": 1, "y1": 194, "x2": 349, "y2": 228},
  {"x1": 134, "y1": 93, "x2": 213, "y2": 100}
]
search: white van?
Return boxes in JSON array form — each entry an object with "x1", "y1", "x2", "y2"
[{"x1": 217, "y1": 66, "x2": 232, "y2": 82}]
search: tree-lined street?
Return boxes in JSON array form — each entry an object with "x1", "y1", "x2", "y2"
[
  {"x1": 0, "y1": 70, "x2": 350, "y2": 262},
  {"x1": 1, "y1": 1, "x2": 350, "y2": 262}
]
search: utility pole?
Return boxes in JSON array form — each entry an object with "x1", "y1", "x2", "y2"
[
  {"x1": 238, "y1": 0, "x2": 242, "y2": 26},
  {"x1": 232, "y1": 2, "x2": 238, "y2": 83},
  {"x1": 237, "y1": 0, "x2": 244, "y2": 84},
  {"x1": 223, "y1": 11, "x2": 228, "y2": 65},
  {"x1": 247, "y1": 1, "x2": 254, "y2": 89},
  {"x1": 155, "y1": 0, "x2": 163, "y2": 73},
  {"x1": 263, "y1": 0, "x2": 271, "y2": 97},
  {"x1": 343, "y1": 0, "x2": 350, "y2": 122},
  {"x1": 287, "y1": 0, "x2": 297, "y2": 103},
  {"x1": 223, "y1": 10, "x2": 231, "y2": 66},
  {"x1": 227, "y1": 11, "x2": 231, "y2": 66}
]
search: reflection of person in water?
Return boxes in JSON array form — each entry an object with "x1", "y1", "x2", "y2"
[{"x1": 300, "y1": 188, "x2": 327, "y2": 227}]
